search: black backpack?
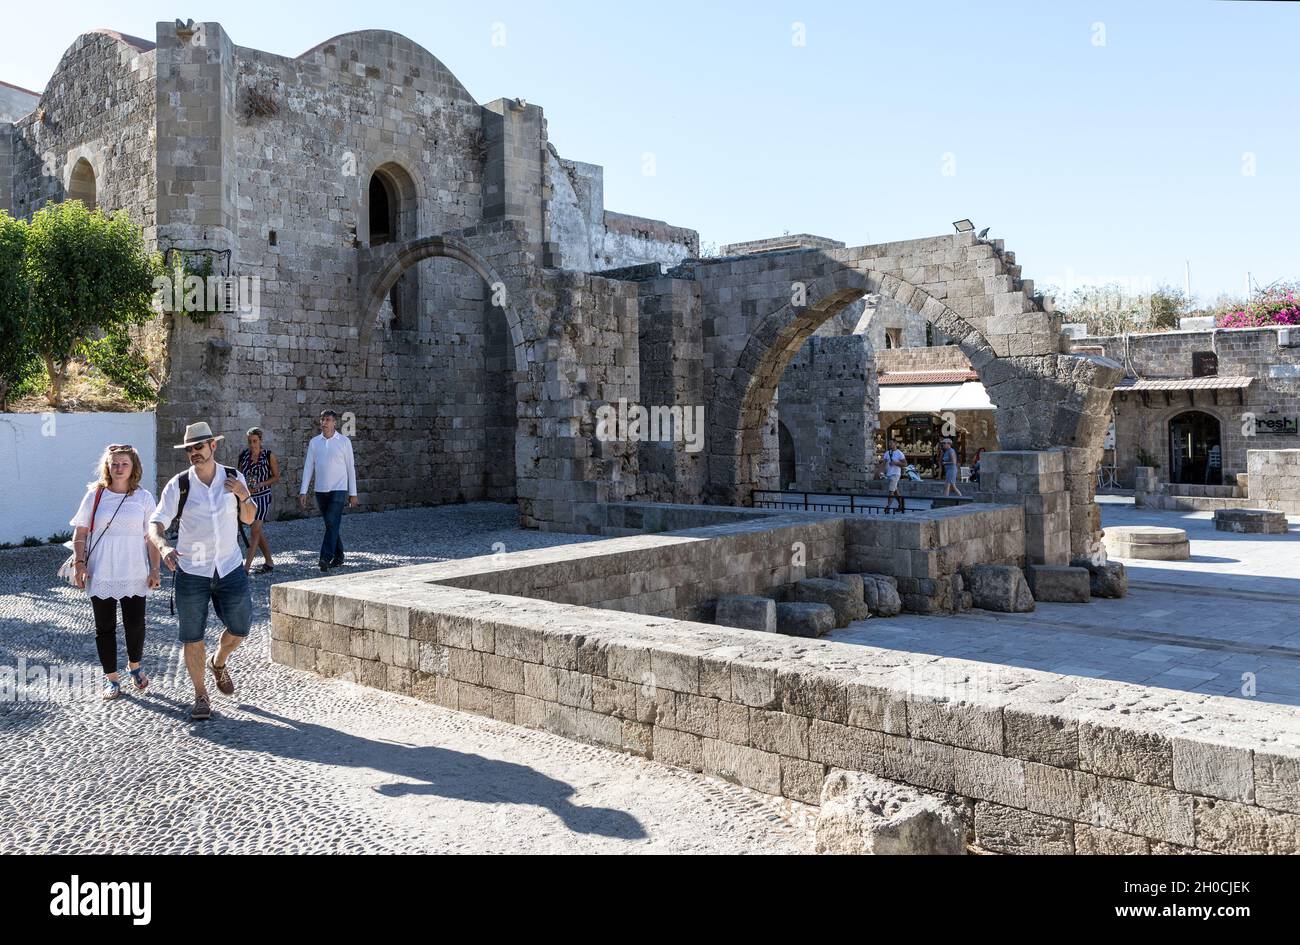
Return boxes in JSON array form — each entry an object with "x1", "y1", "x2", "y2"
[{"x1": 165, "y1": 466, "x2": 249, "y2": 549}]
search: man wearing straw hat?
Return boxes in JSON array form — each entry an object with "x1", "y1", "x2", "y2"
[{"x1": 148, "y1": 422, "x2": 258, "y2": 721}]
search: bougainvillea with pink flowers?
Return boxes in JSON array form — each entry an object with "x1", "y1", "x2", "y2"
[{"x1": 1217, "y1": 282, "x2": 1300, "y2": 328}]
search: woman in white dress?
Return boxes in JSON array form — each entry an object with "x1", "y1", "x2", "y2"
[{"x1": 70, "y1": 444, "x2": 162, "y2": 700}]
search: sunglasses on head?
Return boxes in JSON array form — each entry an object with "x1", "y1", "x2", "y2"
[{"x1": 107, "y1": 444, "x2": 134, "y2": 452}]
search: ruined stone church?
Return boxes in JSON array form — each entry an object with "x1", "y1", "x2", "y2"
[{"x1": 2, "y1": 21, "x2": 1120, "y2": 565}]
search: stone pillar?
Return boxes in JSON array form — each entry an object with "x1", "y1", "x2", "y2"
[
  {"x1": 1061, "y1": 445, "x2": 1105, "y2": 564},
  {"x1": 977, "y1": 450, "x2": 1070, "y2": 565},
  {"x1": 482, "y1": 99, "x2": 547, "y2": 248},
  {"x1": 152, "y1": 20, "x2": 241, "y2": 492},
  {"x1": 1247, "y1": 448, "x2": 1300, "y2": 514}
]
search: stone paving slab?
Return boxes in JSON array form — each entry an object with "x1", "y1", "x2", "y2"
[{"x1": 0, "y1": 504, "x2": 811, "y2": 854}]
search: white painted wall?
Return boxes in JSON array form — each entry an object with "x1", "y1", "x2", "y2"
[{"x1": 0, "y1": 412, "x2": 157, "y2": 544}]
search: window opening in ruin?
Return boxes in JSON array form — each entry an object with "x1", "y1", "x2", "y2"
[{"x1": 68, "y1": 158, "x2": 97, "y2": 211}]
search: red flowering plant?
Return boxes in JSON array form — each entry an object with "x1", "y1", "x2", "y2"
[{"x1": 1217, "y1": 282, "x2": 1300, "y2": 328}]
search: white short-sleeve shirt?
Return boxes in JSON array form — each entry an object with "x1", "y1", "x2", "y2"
[
  {"x1": 149, "y1": 466, "x2": 249, "y2": 578},
  {"x1": 71, "y1": 486, "x2": 155, "y2": 600}
]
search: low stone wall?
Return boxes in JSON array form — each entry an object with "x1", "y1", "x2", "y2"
[
  {"x1": 433, "y1": 511, "x2": 845, "y2": 623},
  {"x1": 843, "y1": 505, "x2": 1025, "y2": 612},
  {"x1": 270, "y1": 513, "x2": 1300, "y2": 854},
  {"x1": 1247, "y1": 449, "x2": 1300, "y2": 514}
]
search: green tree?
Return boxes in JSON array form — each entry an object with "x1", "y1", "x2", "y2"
[
  {"x1": 0, "y1": 212, "x2": 35, "y2": 411},
  {"x1": 1148, "y1": 284, "x2": 1189, "y2": 330},
  {"x1": 23, "y1": 200, "x2": 160, "y2": 407}
]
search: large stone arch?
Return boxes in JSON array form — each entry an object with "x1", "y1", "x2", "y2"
[
  {"x1": 355, "y1": 234, "x2": 531, "y2": 375},
  {"x1": 710, "y1": 266, "x2": 999, "y2": 504}
]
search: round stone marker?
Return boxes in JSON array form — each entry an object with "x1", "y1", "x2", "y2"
[{"x1": 1102, "y1": 525, "x2": 1190, "y2": 560}]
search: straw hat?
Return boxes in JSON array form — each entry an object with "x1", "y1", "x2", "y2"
[{"x1": 173, "y1": 421, "x2": 225, "y2": 449}]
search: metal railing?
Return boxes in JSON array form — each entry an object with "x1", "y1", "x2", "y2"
[{"x1": 752, "y1": 489, "x2": 976, "y2": 515}]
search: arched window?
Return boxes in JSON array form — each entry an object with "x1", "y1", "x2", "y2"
[
  {"x1": 366, "y1": 164, "x2": 418, "y2": 329},
  {"x1": 68, "y1": 158, "x2": 97, "y2": 210}
]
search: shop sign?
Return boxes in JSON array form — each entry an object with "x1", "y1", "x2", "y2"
[{"x1": 1258, "y1": 415, "x2": 1298, "y2": 435}]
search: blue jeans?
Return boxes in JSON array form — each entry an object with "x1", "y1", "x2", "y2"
[
  {"x1": 175, "y1": 567, "x2": 252, "y2": 644},
  {"x1": 315, "y1": 490, "x2": 347, "y2": 564}
]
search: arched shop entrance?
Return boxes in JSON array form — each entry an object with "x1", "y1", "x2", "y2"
[{"x1": 1168, "y1": 410, "x2": 1222, "y2": 485}]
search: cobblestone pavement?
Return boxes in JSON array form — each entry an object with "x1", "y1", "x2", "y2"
[
  {"x1": 837, "y1": 499, "x2": 1300, "y2": 706},
  {"x1": 0, "y1": 504, "x2": 813, "y2": 855}
]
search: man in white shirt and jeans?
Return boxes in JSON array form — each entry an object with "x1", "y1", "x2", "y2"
[
  {"x1": 299, "y1": 409, "x2": 359, "y2": 571},
  {"x1": 149, "y1": 422, "x2": 258, "y2": 721},
  {"x1": 881, "y1": 437, "x2": 907, "y2": 513}
]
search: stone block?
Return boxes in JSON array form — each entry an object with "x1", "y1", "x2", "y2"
[
  {"x1": 1192, "y1": 797, "x2": 1300, "y2": 855},
  {"x1": 1025, "y1": 564, "x2": 1091, "y2": 603},
  {"x1": 974, "y1": 801, "x2": 1072, "y2": 855},
  {"x1": 702, "y1": 738, "x2": 782, "y2": 795},
  {"x1": 1172, "y1": 738, "x2": 1254, "y2": 803},
  {"x1": 792, "y1": 577, "x2": 868, "y2": 626},
  {"x1": 1004, "y1": 709, "x2": 1078, "y2": 768},
  {"x1": 1079, "y1": 721, "x2": 1173, "y2": 786},
  {"x1": 714, "y1": 595, "x2": 776, "y2": 633},
  {"x1": 969, "y1": 564, "x2": 1035, "y2": 612},
  {"x1": 815, "y1": 770, "x2": 966, "y2": 855},
  {"x1": 1213, "y1": 508, "x2": 1287, "y2": 534},
  {"x1": 1073, "y1": 824, "x2": 1149, "y2": 854},
  {"x1": 654, "y1": 727, "x2": 703, "y2": 772},
  {"x1": 749, "y1": 708, "x2": 810, "y2": 758},
  {"x1": 1071, "y1": 558, "x2": 1127, "y2": 598},
  {"x1": 1254, "y1": 752, "x2": 1300, "y2": 814},
  {"x1": 775, "y1": 601, "x2": 835, "y2": 637},
  {"x1": 861, "y1": 573, "x2": 902, "y2": 616},
  {"x1": 781, "y1": 756, "x2": 826, "y2": 805}
]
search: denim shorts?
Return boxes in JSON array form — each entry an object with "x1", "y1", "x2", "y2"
[{"x1": 175, "y1": 566, "x2": 252, "y2": 644}]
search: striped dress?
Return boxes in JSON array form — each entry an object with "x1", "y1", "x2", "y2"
[{"x1": 238, "y1": 447, "x2": 275, "y2": 521}]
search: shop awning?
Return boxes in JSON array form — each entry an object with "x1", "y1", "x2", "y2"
[
  {"x1": 1115, "y1": 376, "x2": 1252, "y2": 391},
  {"x1": 879, "y1": 381, "x2": 995, "y2": 413}
]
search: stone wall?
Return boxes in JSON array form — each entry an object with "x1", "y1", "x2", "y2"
[
  {"x1": 776, "y1": 334, "x2": 878, "y2": 492},
  {"x1": 270, "y1": 508, "x2": 1300, "y2": 854},
  {"x1": 1247, "y1": 449, "x2": 1300, "y2": 514},
  {"x1": 843, "y1": 504, "x2": 1024, "y2": 612},
  {"x1": 1085, "y1": 328, "x2": 1300, "y2": 485},
  {"x1": 6, "y1": 31, "x2": 155, "y2": 228}
]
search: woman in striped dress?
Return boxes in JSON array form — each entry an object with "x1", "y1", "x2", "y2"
[{"x1": 238, "y1": 427, "x2": 281, "y2": 574}]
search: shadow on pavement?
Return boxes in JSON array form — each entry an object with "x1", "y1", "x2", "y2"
[{"x1": 125, "y1": 695, "x2": 648, "y2": 840}]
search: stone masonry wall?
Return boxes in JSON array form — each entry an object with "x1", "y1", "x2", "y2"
[
  {"x1": 844, "y1": 503, "x2": 1025, "y2": 612},
  {"x1": 1086, "y1": 328, "x2": 1300, "y2": 485},
  {"x1": 777, "y1": 334, "x2": 878, "y2": 493},
  {"x1": 270, "y1": 510, "x2": 1300, "y2": 854},
  {"x1": 7, "y1": 32, "x2": 155, "y2": 229}
]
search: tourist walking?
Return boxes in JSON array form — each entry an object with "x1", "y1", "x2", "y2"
[
  {"x1": 238, "y1": 427, "x2": 281, "y2": 574},
  {"x1": 299, "y1": 409, "x2": 359, "y2": 572},
  {"x1": 70, "y1": 444, "x2": 160, "y2": 700},
  {"x1": 148, "y1": 422, "x2": 257, "y2": 721},
  {"x1": 881, "y1": 438, "x2": 907, "y2": 512},
  {"x1": 940, "y1": 437, "x2": 963, "y2": 497}
]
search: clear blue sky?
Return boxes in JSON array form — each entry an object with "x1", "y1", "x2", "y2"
[{"x1": 3, "y1": 0, "x2": 1296, "y2": 302}]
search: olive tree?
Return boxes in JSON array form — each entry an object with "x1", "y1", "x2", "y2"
[{"x1": 23, "y1": 200, "x2": 160, "y2": 407}]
